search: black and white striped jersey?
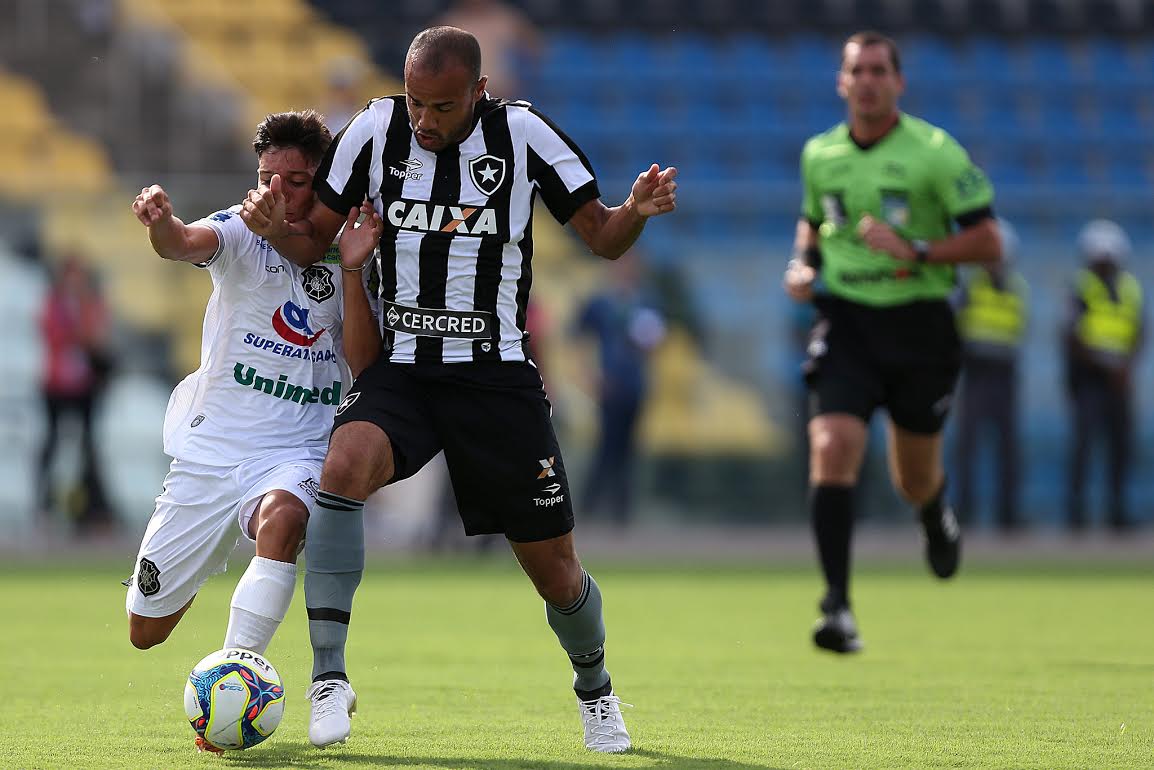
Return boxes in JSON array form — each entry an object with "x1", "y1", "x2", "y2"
[{"x1": 314, "y1": 94, "x2": 599, "y2": 364}]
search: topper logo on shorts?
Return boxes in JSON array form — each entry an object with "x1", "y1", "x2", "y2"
[
  {"x1": 272, "y1": 300, "x2": 326, "y2": 346},
  {"x1": 233, "y1": 362, "x2": 342, "y2": 406},
  {"x1": 534, "y1": 459, "x2": 565, "y2": 507},
  {"x1": 386, "y1": 200, "x2": 498, "y2": 236}
]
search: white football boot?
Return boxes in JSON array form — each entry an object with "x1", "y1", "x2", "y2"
[
  {"x1": 306, "y1": 679, "x2": 357, "y2": 748},
  {"x1": 579, "y1": 691, "x2": 632, "y2": 753}
]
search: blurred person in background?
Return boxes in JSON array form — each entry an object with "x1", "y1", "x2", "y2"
[
  {"x1": 123, "y1": 114, "x2": 382, "y2": 756},
  {"x1": 784, "y1": 31, "x2": 1001, "y2": 654},
  {"x1": 323, "y1": 57, "x2": 367, "y2": 134},
  {"x1": 436, "y1": 0, "x2": 542, "y2": 97},
  {"x1": 240, "y1": 25, "x2": 676, "y2": 753},
  {"x1": 574, "y1": 250, "x2": 666, "y2": 528},
  {"x1": 952, "y1": 220, "x2": 1029, "y2": 532},
  {"x1": 37, "y1": 253, "x2": 115, "y2": 535},
  {"x1": 1064, "y1": 219, "x2": 1143, "y2": 532}
]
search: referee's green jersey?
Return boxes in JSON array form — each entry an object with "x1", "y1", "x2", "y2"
[{"x1": 800, "y1": 113, "x2": 995, "y2": 307}]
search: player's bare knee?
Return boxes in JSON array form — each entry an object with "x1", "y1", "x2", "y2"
[
  {"x1": 256, "y1": 503, "x2": 307, "y2": 559},
  {"x1": 322, "y1": 427, "x2": 394, "y2": 498},
  {"x1": 894, "y1": 474, "x2": 939, "y2": 506},
  {"x1": 535, "y1": 561, "x2": 584, "y2": 606},
  {"x1": 809, "y1": 429, "x2": 860, "y2": 482}
]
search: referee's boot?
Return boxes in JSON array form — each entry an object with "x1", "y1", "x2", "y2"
[
  {"x1": 812, "y1": 599, "x2": 863, "y2": 654},
  {"x1": 921, "y1": 502, "x2": 962, "y2": 579},
  {"x1": 306, "y1": 678, "x2": 357, "y2": 748}
]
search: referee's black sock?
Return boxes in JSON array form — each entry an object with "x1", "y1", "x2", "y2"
[
  {"x1": 811, "y1": 484, "x2": 855, "y2": 611},
  {"x1": 918, "y1": 479, "x2": 951, "y2": 534}
]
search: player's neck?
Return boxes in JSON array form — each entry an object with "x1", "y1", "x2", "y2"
[{"x1": 848, "y1": 111, "x2": 900, "y2": 148}]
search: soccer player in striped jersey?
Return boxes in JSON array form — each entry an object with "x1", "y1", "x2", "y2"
[{"x1": 241, "y1": 26, "x2": 676, "y2": 754}]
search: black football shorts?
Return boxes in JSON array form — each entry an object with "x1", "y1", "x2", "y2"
[
  {"x1": 804, "y1": 295, "x2": 962, "y2": 435},
  {"x1": 332, "y1": 360, "x2": 573, "y2": 542}
]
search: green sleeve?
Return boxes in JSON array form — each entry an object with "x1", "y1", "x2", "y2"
[
  {"x1": 800, "y1": 140, "x2": 822, "y2": 224},
  {"x1": 932, "y1": 133, "x2": 994, "y2": 219}
]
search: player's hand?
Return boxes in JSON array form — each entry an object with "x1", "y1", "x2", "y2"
[
  {"x1": 857, "y1": 214, "x2": 916, "y2": 261},
  {"x1": 240, "y1": 173, "x2": 288, "y2": 239},
  {"x1": 783, "y1": 258, "x2": 816, "y2": 302},
  {"x1": 631, "y1": 164, "x2": 678, "y2": 218},
  {"x1": 132, "y1": 184, "x2": 173, "y2": 227},
  {"x1": 339, "y1": 200, "x2": 383, "y2": 271}
]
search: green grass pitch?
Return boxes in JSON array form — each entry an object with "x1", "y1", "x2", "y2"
[{"x1": 0, "y1": 555, "x2": 1150, "y2": 769}]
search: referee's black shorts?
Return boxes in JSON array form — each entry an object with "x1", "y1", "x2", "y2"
[
  {"x1": 803, "y1": 295, "x2": 962, "y2": 435},
  {"x1": 332, "y1": 359, "x2": 573, "y2": 542}
]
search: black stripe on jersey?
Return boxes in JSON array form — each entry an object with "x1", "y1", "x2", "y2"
[
  {"x1": 527, "y1": 145, "x2": 600, "y2": 225},
  {"x1": 473, "y1": 107, "x2": 517, "y2": 360},
  {"x1": 415, "y1": 145, "x2": 461, "y2": 362},
  {"x1": 315, "y1": 123, "x2": 373, "y2": 217},
  {"x1": 376, "y1": 97, "x2": 412, "y2": 353}
]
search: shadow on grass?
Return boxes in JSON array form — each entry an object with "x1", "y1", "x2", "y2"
[{"x1": 221, "y1": 742, "x2": 785, "y2": 769}]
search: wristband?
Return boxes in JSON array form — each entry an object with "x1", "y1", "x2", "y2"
[
  {"x1": 911, "y1": 239, "x2": 930, "y2": 264},
  {"x1": 340, "y1": 261, "x2": 370, "y2": 273},
  {"x1": 795, "y1": 245, "x2": 822, "y2": 269}
]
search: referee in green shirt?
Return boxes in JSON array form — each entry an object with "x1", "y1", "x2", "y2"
[{"x1": 783, "y1": 31, "x2": 1002, "y2": 653}]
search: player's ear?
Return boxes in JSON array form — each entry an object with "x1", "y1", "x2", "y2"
[
  {"x1": 836, "y1": 71, "x2": 849, "y2": 100},
  {"x1": 474, "y1": 75, "x2": 488, "y2": 100}
]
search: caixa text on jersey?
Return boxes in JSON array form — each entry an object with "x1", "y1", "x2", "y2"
[
  {"x1": 232, "y1": 363, "x2": 343, "y2": 406},
  {"x1": 386, "y1": 200, "x2": 498, "y2": 236}
]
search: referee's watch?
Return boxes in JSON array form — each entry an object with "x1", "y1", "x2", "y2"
[{"x1": 911, "y1": 239, "x2": 931, "y2": 264}]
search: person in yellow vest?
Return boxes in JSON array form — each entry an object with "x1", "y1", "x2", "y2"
[
  {"x1": 953, "y1": 220, "x2": 1029, "y2": 531},
  {"x1": 1064, "y1": 219, "x2": 1144, "y2": 531}
]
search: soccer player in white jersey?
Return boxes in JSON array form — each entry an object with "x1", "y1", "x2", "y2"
[
  {"x1": 241, "y1": 28, "x2": 677, "y2": 754},
  {"x1": 124, "y1": 112, "x2": 382, "y2": 753}
]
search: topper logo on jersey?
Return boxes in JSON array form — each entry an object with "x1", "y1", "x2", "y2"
[
  {"x1": 389, "y1": 158, "x2": 424, "y2": 180},
  {"x1": 272, "y1": 301, "x2": 326, "y2": 347},
  {"x1": 468, "y1": 154, "x2": 506, "y2": 197},
  {"x1": 386, "y1": 200, "x2": 498, "y2": 236}
]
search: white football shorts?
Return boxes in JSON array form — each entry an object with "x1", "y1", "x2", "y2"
[{"x1": 125, "y1": 446, "x2": 325, "y2": 618}]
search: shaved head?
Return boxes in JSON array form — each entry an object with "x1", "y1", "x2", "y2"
[{"x1": 406, "y1": 26, "x2": 482, "y2": 81}]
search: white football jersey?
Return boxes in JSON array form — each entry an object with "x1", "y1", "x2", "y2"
[{"x1": 162, "y1": 205, "x2": 355, "y2": 466}]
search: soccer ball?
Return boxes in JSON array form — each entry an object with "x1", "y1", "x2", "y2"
[{"x1": 183, "y1": 648, "x2": 286, "y2": 751}]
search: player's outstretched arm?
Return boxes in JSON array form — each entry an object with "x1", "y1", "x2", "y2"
[
  {"x1": 240, "y1": 174, "x2": 345, "y2": 268},
  {"x1": 339, "y1": 202, "x2": 384, "y2": 378},
  {"x1": 131, "y1": 185, "x2": 219, "y2": 263},
  {"x1": 569, "y1": 164, "x2": 678, "y2": 260}
]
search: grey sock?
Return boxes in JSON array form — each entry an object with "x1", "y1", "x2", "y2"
[
  {"x1": 305, "y1": 490, "x2": 364, "y2": 681},
  {"x1": 546, "y1": 570, "x2": 610, "y2": 694}
]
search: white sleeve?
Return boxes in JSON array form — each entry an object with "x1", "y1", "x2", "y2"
[{"x1": 188, "y1": 205, "x2": 246, "y2": 274}]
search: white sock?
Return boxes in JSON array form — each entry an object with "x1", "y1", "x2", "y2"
[{"x1": 224, "y1": 556, "x2": 297, "y2": 655}]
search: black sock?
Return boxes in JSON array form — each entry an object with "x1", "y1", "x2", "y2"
[
  {"x1": 919, "y1": 480, "x2": 948, "y2": 532},
  {"x1": 575, "y1": 679, "x2": 613, "y2": 702},
  {"x1": 811, "y1": 484, "x2": 854, "y2": 611}
]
